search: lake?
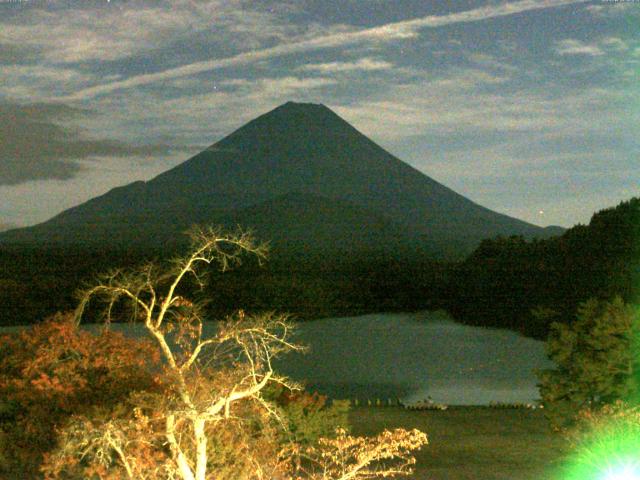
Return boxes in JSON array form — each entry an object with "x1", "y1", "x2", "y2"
[
  {"x1": 273, "y1": 310, "x2": 552, "y2": 406},
  {"x1": 1, "y1": 310, "x2": 552, "y2": 406}
]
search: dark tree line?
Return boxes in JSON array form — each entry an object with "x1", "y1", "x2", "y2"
[
  {"x1": 0, "y1": 240, "x2": 445, "y2": 326},
  {"x1": 2, "y1": 197, "x2": 637, "y2": 337},
  {"x1": 444, "y1": 197, "x2": 640, "y2": 338},
  {"x1": 0, "y1": 245, "x2": 166, "y2": 326}
]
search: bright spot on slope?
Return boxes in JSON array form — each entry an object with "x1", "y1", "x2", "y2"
[{"x1": 603, "y1": 462, "x2": 640, "y2": 480}]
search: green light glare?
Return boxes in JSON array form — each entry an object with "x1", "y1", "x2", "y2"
[
  {"x1": 603, "y1": 462, "x2": 640, "y2": 480},
  {"x1": 557, "y1": 416, "x2": 640, "y2": 480},
  {"x1": 556, "y1": 304, "x2": 640, "y2": 479}
]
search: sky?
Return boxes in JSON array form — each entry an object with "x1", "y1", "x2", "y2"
[{"x1": 0, "y1": 0, "x2": 638, "y2": 231}]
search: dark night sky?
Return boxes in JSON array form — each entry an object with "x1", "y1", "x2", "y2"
[{"x1": 1, "y1": 0, "x2": 638, "y2": 230}]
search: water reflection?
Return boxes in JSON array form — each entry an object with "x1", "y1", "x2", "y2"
[
  {"x1": 2, "y1": 310, "x2": 551, "y2": 405},
  {"x1": 273, "y1": 311, "x2": 551, "y2": 405}
]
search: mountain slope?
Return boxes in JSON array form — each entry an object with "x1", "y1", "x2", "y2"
[{"x1": 0, "y1": 101, "x2": 558, "y2": 259}]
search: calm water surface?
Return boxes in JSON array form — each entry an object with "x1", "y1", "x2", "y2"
[
  {"x1": 2, "y1": 311, "x2": 551, "y2": 405},
  {"x1": 272, "y1": 311, "x2": 551, "y2": 405}
]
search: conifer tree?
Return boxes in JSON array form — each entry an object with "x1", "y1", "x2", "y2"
[{"x1": 538, "y1": 296, "x2": 639, "y2": 430}]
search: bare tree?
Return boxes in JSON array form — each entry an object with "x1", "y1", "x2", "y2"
[
  {"x1": 71, "y1": 226, "x2": 302, "y2": 479},
  {"x1": 50, "y1": 226, "x2": 428, "y2": 480}
]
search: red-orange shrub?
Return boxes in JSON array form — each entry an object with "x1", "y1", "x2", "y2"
[{"x1": 0, "y1": 312, "x2": 161, "y2": 477}]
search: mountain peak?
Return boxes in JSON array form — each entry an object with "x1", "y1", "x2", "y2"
[
  {"x1": 214, "y1": 101, "x2": 357, "y2": 152},
  {"x1": 0, "y1": 103, "x2": 552, "y2": 259},
  {"x1": 279, "y1": 100, "x2": 328, "y2": 110},
  {"x1": 264, "y1": 101, "x2": 337, "y2": 121}
]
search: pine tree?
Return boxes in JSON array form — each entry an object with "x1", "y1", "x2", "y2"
[{"x1": 537, "y1": 297, "x2": 640, "y2": 430}]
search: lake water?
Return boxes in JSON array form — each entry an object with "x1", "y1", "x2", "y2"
[
  {"x1": 1, "y1": 311, "x2": 552, "y2": 406},
  {"x1": 273, "y1": 310, "x2": 552, "y2": 406}
]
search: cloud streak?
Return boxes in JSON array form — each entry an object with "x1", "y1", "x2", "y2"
[
  {"x1": 0, "y1": 1, "x2": 293, "y2": 64},
  {"x1": 554, "y1": 36, "x2": 631, "y2": 57},
  {"x1": 0, "y1": 102, "x2": 182, "y2": 186},
  {"x1": 62, "y1": 0, "x2": 589, "y2": 101},
  {"x1": 555, "y1": 39, "x2": 604, "y2": 56},
  {"x1": 298, "y1": 58, "x2": 394, "y2": 73}
]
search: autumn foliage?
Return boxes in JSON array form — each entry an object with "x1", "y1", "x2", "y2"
[
  {"x1": 1, "y1": 227, "x2": 428, "y2": 479},
  {"x1": 298, "y1": 428, "x2": 428, "y2": 480},
  {"x1": 0, "y1": 312, "x2": 161, "y2": 478}
]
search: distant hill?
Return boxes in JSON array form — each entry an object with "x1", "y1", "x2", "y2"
[
  {"x1": 0, "y1": 101, "x2": 561, "y2": 260},
  {"x1": 541, "y1": 225, "x2": 566, "y2": 237},
  {"x1": 445, "y1": 197, "x2": 640, "y2": 338}
]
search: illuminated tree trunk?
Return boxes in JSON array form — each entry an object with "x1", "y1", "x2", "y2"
[
  {"x1": 194, "y1": 418, "x2": 208, "y2": 480},
  {"x1": 167, "y1": 414, "x2": 196, "y2": 480},
  {"x1": 66, "y1": 226, "x2": 428, "y2": 479}
]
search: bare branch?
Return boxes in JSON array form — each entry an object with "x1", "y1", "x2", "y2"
[{"x1": 58, "y1": 226, "x2": 427, "y2": 480}]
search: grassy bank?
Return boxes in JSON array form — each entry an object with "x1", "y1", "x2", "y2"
[{"x1": 349, "y1": 406, "x2": 571, "y2": 480}]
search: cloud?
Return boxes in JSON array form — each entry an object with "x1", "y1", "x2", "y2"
[
  {"x1": 554, "y1": 36, "x2": 632, "y2": 57},
  {"x1": 332, "y1": 68, "x2": 552, "y2": 141},
  {"x1": 95, "y1": 72, "x2": 336, "y2": 125},
  {"x1": 60, "y1": 0, "x2": 589, "y2": 100},
  {"x1": 336, "y1": 96, "x2": 557, "y2": 141},
  {"x1": 586, "y1": 3, "x2": 640, "y2": 18},
  {"x1": 600, "y1": 37, "x2": 629, "y2": 52},
  {"x1": 0, "y1": 64, "x2": 96, "y2": 101},
  {"x1": 251, "y1": 76, "x2": 338, "y2": 94},
  {"x1": 298, "y1": 58, "x2": 394, "y2": 73},
  {"x1": 0, "y1": 42, "x2": 40, "y2": 64},
  {"x1": 0, "y1": 1, "x2": 294, "y2": 64},
  {"x1": 555, "y1": 39, "x2": 604, "y2": 56},
  {"x1": 0, "y1": 149, "x2": 191, "y2": 227},
  {"x1": 0, "y1": 102, "x2": 181, "y2": 186},
  {"x1": 467, "y1": 53, "x2": 519, "y2": 73}
]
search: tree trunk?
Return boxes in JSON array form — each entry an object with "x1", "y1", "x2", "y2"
[
  {"x1": 166, "y1": 414, "x2": 196, "y2": 480},
  {"x1": 194, "y1": 417, "x2": 208, "y2": 480}
]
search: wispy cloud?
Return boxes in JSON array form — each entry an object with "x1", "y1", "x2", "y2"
[
  {"x1": 0, "y1": 64, "x2": 96, "y2": 101},
  {"x1": 467, "y1": 53, "x2": 519, "y2": 73},
  {"x1": 600, "y1": 37, "x2": 629, "y2": 52},
  {"x1": 66, "y1": 74, "x2": 340, "y2": 150},
  {"x1": 0, "y1": 1, "x2": 293, "y2": 64},
  {"x1": 298, "y1": 58, "x2": 394, "y2": 73},
  {"x1": 0, "y1": 150, "x2": 190, "y2": 226},
  {"x1": 586, "y1": 3, "x2": 640, "y2": 18},
  {"x1": 342, "y1": 79, "x2": 631, "y2": 144},
  {"x1": 555, "y1": 36, "x2": 631, "y2": 56},
  {"x1": 61, "y1": 0, "x2": 589, "y2": 100},
  {"x1": 0, "y1": 101, "x2": 183, "y2": 186},
  {"x1": 555, "y1": 39, "x2": 604, "y2": 56}
]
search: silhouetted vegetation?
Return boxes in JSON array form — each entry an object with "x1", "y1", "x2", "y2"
[
  {"x1": 444, "y1": 197, "x2": 640, "y2": 338},
  {"x1": 2, "y1": 197, "x2": 638, "y2": 344},
  {"x1": 0, "y1": 244, "x2": 166, "y2": 326},
  {"x1": 0, "y1": 242, "x2": 446, "y2": 326},
  {"x1": 205, "y1": 256, "x2": 448, "y2": 321},
  {"x1": 537, "y1": 297, "x2": 640, "y2": 430}
]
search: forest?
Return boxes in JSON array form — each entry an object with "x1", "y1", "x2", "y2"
[
  {"x1": 1, "y1": 198, "x2": 639, "y2": 479},
  {"x1": 444, "y1": 197, "x2": 640, "y2": 338},
  {"x1": 1, "y1": 197, "x2": 638, "y2": 342}
]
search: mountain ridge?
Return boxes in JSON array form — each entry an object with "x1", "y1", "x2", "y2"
[{"x1": 0, "y1": 101, "x2": 561, "y2": 259}]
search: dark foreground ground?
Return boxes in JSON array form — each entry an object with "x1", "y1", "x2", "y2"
[{"x1": 349, "y1": 406, "x2": 571, "y2": 480}]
